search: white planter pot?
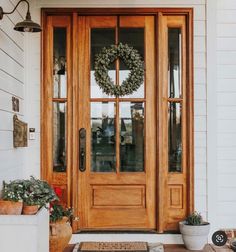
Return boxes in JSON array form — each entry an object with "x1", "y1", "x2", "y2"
[
  {"x1": 179, "y1": 221, "x2": 210, "y2": 250},
  {"x1": 0, "y1": 207, "x2": 49, "y2": 252}
]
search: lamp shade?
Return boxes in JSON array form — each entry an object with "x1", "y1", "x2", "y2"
[{"x1": 14, "y1": 19, "x2": 42, "y2": 32}]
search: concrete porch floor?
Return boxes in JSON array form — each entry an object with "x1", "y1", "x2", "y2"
[{"x1": 63, "y1": 244, "x2": 233, "y2": 252}]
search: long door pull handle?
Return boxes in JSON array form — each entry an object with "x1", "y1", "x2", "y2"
[{"x1": 79, "y1": 128, "x2": 86, "y2": 172}]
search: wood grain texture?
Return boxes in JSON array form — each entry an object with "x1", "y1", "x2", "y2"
[
  {"x1": 76, "y1": 15, "x2": 156, "y2": 230},
  {"x1": 41, "y1": 8, "x2": 194, "y2": 233},
  {"x1": 158, "y1": 13, "x2": 193, "y2": 231},
  {"x1": 41, "y1": 15, "x2": 72, "y2": 207},
  {"x1": 92, "y1": 185, "x2": 145, "y2": 207},
  {"x1": 77, "y1": 15, "x2": 91, "y2": 229},
  {"x1": 166, "y1": 15, "x2": 187, "y2": 231},
  {"x1": 157, "y1": 12, "x2": 166, "y2": 233},
  {"x1": 71, "y1": 12, "x2": 79, "y2": 231}
]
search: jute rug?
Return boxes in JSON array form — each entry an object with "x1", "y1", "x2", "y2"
[{"x1": 73, "y1": 242, "x2": 164, "y2": 252}]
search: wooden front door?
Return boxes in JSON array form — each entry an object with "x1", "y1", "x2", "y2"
[
  {"x1": 76, "y1": 15, "x2": 156, "y2": 229},
  {"x1": 41, "y1": 9, "x2": 194, "y2": 232}
]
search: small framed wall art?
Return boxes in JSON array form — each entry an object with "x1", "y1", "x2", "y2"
[{"x1": 13, "y1": 115, "x2": 28, "y2": 148}]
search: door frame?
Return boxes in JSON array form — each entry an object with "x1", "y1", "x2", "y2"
[{"x1": 41, "y1": 8, "x2": 194, "y2": 233}]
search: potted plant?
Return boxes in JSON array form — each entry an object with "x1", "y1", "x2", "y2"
[
  {"x1": 179, "y1": 211, "x2": 210, "y2": 250},
  {"x1": 0, "y1": 176, "x2": 58, "y2": 215},
  {"x1": 49, "y1": 202, "x2": 73, "y2": 252},
  {"x1": 22, "y1": 176, "x2": 58, "y2": 215},
  {"x1": 0, "y1": 180, "x2": 24, "y2": 215}
]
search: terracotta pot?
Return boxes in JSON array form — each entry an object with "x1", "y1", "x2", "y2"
[
  {"x1": 22, "y1": 204, "x2": 39, "y2": 215},
  {"x1": 0, "y1": 200, "x2": 23, "y2": 215},
  {"x1": 49, "y1": 217, "x2": 72, "y2": 252}
]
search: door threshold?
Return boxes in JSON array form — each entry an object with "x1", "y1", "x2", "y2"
[
  {"x1": 75, "y1": 230, "x2": 180, "y2": 235},
  {"x1": 76, "y1": 230, "x2": 158, "y2": 234}
]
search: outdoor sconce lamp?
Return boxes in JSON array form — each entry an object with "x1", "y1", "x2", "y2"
[{"x1": 0, "y1": 0, "x2": 42, "y2": 32}]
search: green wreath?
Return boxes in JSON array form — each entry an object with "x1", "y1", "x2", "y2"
[{"x1": 94, "y1": 43, "x2": 144, "y2": 97}]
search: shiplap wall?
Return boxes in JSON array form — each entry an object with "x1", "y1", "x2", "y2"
[
  {"x1": 217, "y1": 0, "x2": 236, "y2": 228},
  {"x1": 0, "y1": 0, "x2": 26, "y2": 187},
  {"x1": 31, "y1": 0, "x2": 208, "y2": 221}
]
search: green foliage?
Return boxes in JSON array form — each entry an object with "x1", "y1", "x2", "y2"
[
  {"x1": 2, "y1": 176, "x2": 58, "y2": 207},
  {"x1": 94, "y1": 43, "x2": 144, "y2": 97},
  {"x1": 2, "y1": 180, "x2": 24, "y2": 202},
  {"x1": 185, "y1": 211, "x2": 203, "y2": 225},
  {"x1": 50, "y1": 202, "x2": 73, "y2": 223},
  {"x1": 22, "y1": 176, "x2": 59, "y2": 207}
]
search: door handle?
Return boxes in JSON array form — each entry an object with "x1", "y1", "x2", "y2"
[{"x1": 79, "y1": 128, "x2": 86, "y2": 172}]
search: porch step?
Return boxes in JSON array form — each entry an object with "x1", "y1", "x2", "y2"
[
  {"x1": 70, "y1": 233, "x2": 183, "y2": 245},
  {"x1": 65, "y1": 244, "x2": 232, "y2": 252}
]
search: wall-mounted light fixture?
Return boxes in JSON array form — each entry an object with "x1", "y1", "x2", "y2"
[{"x1": 0, "y1": 0, "x2": 42, "y2": 32}]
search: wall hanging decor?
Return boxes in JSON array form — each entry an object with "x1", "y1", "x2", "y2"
[
  {"x1": 13, "y1": 115, "x2": 28, "y2": 148},
  {"x1": 94, "y1": 43, "x2": 144, "y2": 97}
]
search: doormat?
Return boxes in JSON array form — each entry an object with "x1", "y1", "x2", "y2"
[
  {"x1": 79, "y1": 242, "x2": 148, "y2": 251},
  {"x1": 73, "y1": 242, "x2": 164, "y2": 252}
]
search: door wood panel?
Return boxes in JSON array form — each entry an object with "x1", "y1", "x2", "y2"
[{"x1": 92, "y1": 185, "x2": 145, "y2": 208}]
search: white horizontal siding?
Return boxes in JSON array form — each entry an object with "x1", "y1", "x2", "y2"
[
  {"x1": 217, "y1": 0, "x2": 236, "y2": 10},
  {"x1": 218, "y1": 160, "x2": 236, "y2": 174},
  {"x1": 217, "y1": 10, "x2": 236, "y2": 24},
  {"x1": 217, "y1": 24, "x2": 236, "y2": 38},
  {"x1": 0, "y1": 72, "x2": 24, "y2": 98},
  {"x1": 216, "y1": 1, "x2": 236, "y2": 156},
  {"x1": 0, "y1": 50, "x2": 24, "y2": 82},
  {"x1": 0, "y1": 17, "x2": 24, "y2": 49},
  {"x1": 0, "y1": 0, "x2": 26, "y2": 185},
  {"x1": 0, "y1": 27, "x2": 24, "y2": 64},
  {"x1": 0, "y1": 149, "x2": 24, "y2": 169},
  {"x1": 218, "y1": 106, "x2": 236, "y2": 119},
  {"x1": 217, "y1": 0, "x2": 236, "y2": 227},
  {"x1": 218, "y1": 133, "x2": 236, "y2": 147}
]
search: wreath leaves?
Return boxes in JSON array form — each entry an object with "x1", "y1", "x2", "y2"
[{"x1": 94, "y1": 43, "x2": 144, "y2": 97}]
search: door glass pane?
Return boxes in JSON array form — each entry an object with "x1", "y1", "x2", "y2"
[
  {"x1": 120, "y1": 102, "x2": 144, "y2": 172},
  {"x1": 119, "y1": 28, "x2": 145, "y2": 98},
  {"x1": 168, "y1": 28, "x2": 181, "y2": 98},
  {"x1": 91, "y1": 28, "x2": 116, "y2": 98},
  {"x1": 168, "y1": 102, "x2": 182, "y2": 172},
  {"x1": 91, "y1": 102, "x2": 116, "y2": 172},
  {"x1": 53, "y1": 102, "x2": 67, "y2": 172},
  {"x1": 53, "y1": 28, "x2": 67, "y2": 98}
]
